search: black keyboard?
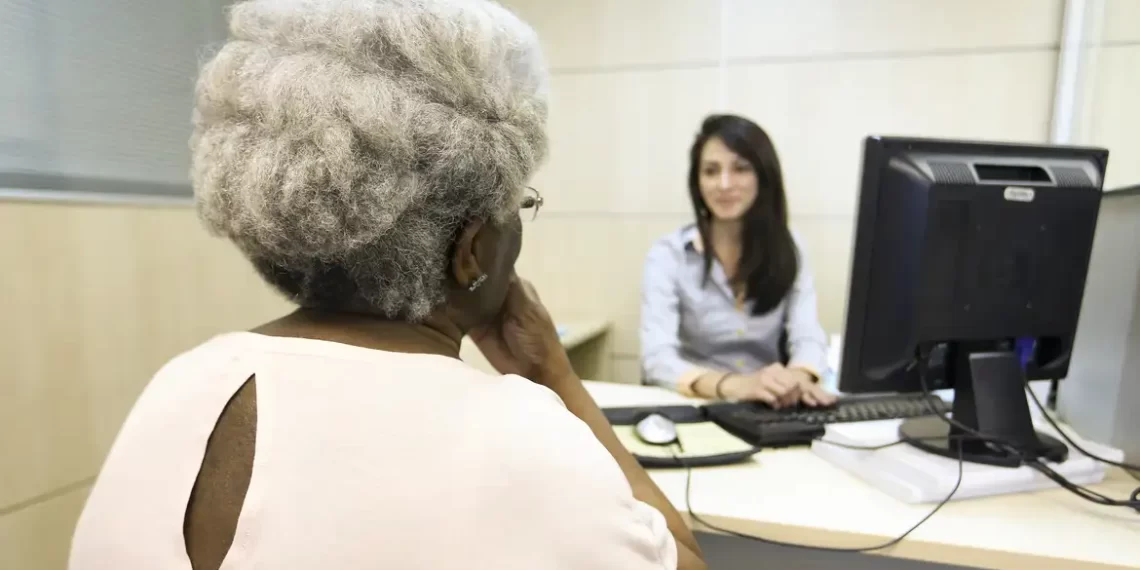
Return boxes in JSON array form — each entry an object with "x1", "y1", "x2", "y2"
[{"x1": 703, "y1": 393, "x2": 951, "y2": 448}]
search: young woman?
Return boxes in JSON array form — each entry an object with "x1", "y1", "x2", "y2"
[{"x1": 640, "y1": 114, "x2": 836, "y2": 408}]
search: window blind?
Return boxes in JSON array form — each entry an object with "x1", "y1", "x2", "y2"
[{"x1": 0, "y1": 0, "x2": 230, "y2": 202}]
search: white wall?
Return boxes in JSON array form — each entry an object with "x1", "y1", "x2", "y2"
[
  {"x1": 1075, "y1": 0, "x2": 1140, "y2": 188},
  {"x1": 501, "y1": 0, "x2": 1066, "y2": 383}
]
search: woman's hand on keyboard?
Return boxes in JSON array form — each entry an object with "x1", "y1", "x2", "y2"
[
  {"x1": 722, "y1": 364, "x2": 799, "y2": 407},
  {"x1": 722, "y1": 365, "x2": 837, "y2": 408},
  {"x1": 789, "y1": 369, "x2": 838, "y2": 407}
]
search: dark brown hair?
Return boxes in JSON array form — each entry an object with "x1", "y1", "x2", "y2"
[{"x1": 688, "y1": 114, "x2": 798, "y2": 315}]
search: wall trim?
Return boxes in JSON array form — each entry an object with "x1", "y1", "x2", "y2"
[{"x1": 0, "y1": 476, "x2": 95, "y2": 517}]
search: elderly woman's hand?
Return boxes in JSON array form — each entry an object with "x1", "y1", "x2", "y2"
[{"x1": 470, "y1": 275, "x2": 574, "y2": 383}]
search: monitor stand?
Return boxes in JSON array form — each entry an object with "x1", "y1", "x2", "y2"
[{"x1": 899, "y1": 347, "x2": 1068, "y2": 468}]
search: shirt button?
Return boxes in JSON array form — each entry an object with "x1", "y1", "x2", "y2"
[
  {"x1": 736, "y1": 359, "x2": 746, "y2": 368},
  {"x1": 736, "y1": 329, "x2": 746, "y2": 337}
]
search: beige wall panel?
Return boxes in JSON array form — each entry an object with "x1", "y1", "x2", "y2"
[
  {"x1": 1103, "y1": 0, "x2": 1140, "y2": 43},
  {"x1": 500, "y1": 0, "x2": 721, "y2": 69},
  {"x1": 534, "y1": 53, "x2": 1056, "y2": 218},
  {"x1": 517, "y1": 215, "x2": 690, "y2": 356},
  {"x1": 0, "y1": 484, "x2": 90, "y2": 570},
  {"x1": 0, "y1": 203, "x2": 288, "y2": 508},
  {"x1": 608, "y1": 355, "x2": 644, "y2": 384},
  {"x1": 789, "y1": 216, "x2": 856, "y2": 336},
  {"x1": 1085, "y1": 46, "x2": 1140, "y2": 188},
  {"x1": 722, "y1": 0, "x2": 1063, "y2": 60},
  {"x1": 723, "y1": 51, "x2": 1057, "y2": 217},
  {"x1": 503, "y1": 0, "x2": 1063, "y2": 69},
  {"x1": 534, "y1": 68, "x2": 721, "y2": 215}
]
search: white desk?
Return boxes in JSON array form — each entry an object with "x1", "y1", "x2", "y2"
[{"x1": 585, "y1": 381, "x2": 1140, "y2": 570}]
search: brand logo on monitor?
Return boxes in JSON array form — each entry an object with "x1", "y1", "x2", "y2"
[{"x1": 1003, "y1": 187, "x2": 1036, "y2": 202}]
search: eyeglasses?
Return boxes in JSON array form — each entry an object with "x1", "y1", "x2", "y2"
[{"x1": 520, "y1": 186, "x2": 544, "y2": 221}]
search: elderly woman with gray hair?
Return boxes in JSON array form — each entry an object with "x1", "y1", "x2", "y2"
[{"x1": 68, "y1": 1, "x2": 706, "y2": 569}]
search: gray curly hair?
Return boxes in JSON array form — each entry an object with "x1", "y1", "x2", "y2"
[{"x1": 191, "y1": 0, "x2": 548, "y2": 320}]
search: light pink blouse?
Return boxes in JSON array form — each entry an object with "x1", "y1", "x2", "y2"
[{"x1": 70, "y1": 332, "x2": 676, "y2": 569}]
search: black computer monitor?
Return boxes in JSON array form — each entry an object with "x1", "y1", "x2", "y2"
[{"x1": 838, "y1": 136, "x2": 1108, "y2": 468}]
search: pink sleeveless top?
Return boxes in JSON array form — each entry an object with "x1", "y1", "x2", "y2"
[{"x1": 69, "y1": 332, "x2": 676, "y2": 569}]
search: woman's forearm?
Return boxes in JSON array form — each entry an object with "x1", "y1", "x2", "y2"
[
  {"x1": 693, "y1": 371, "x2": 752, "y2": 401},
  {"x1": 538, "y1": 370, "x2": 708, "y2": 570},
  {"x1": 689, "y1": 372, "x2": 723, "y2": 399}
]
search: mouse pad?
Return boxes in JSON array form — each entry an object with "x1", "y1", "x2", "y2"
[{"x1": 613, "y1": 422, "x2": 760, "y2": 467}]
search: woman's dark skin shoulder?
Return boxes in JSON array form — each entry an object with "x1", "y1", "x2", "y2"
[{"x1": 183, "y1": 377, "x2": 257, "y2": 570}]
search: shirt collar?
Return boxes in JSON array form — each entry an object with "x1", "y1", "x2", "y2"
[{"x1": 681, "y1": 224, "x2": 747, "y2": 307}]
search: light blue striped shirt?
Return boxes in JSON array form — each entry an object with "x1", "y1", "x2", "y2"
[{"x1": 639, "y1": 225, "x2": 828, "y2": 391}]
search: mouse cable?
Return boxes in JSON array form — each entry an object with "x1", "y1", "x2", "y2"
[
  {"x1": 669, "y1": 444, "x2": 964, "y2": 554},
  {"x1": 913, "y1": 361, "x2": 1140, "y2": 514}
]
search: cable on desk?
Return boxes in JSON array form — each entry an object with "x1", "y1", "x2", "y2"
[
  {"x1": 1023, "y1": 459, "x2": 1140, "y2": 510},
  {"x1": 912, "y1": 359, "x2": 1140, "y2": 514},
  {"x1": 670, "y1": 443, "x2": 964, "y2": 553},
  {"x1": 814, "y1": 439, "x2": 906, "y2": 451},
  {"x1": 1022, "y1": 382, "x2": 1140, "y2": 512},
  {"x1": 1024, "y1": 384, "x2": 1140, "y2": 476}
]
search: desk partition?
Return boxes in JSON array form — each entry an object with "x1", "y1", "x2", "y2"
[{"x1": 1064, "y1": 185, "x2": 1140, "y2": 465}]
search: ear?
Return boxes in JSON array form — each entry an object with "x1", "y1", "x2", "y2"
[{"x1": 450, "y1": 220, "x2": 486, "y2": 289}]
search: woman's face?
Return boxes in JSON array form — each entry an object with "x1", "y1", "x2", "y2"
[{"x1": 698, "y1": 137, "x2": 758, "y2": 222}]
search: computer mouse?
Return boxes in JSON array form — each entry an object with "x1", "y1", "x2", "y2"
[{"x1": 634, "y1": 413, "x2": 679, "y2": 446}]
